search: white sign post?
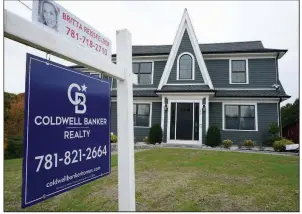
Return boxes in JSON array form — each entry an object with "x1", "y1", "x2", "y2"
[{"x1": 4, "y1": 2, "x2": 136, "y2": 211}]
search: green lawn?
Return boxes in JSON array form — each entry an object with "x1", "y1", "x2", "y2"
[{"x1": 4, "y1": 148, "x2": 299, "y2": 211}]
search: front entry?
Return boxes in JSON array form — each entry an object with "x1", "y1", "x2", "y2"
[{"x1": 168, "y1": 102, "x2": 201, "y2": 144}]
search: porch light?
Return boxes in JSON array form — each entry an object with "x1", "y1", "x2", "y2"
[
  {"x1": 164, "y1": 104, "x2": 168, "y2": 111},
  {"x1": 202, "y1": 104, "x2": 206, "y2": 112}
]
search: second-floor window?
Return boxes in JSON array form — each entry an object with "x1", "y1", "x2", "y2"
[
  {"x1": 230, "y1": 59, "x2": 248, "y2": 84},
  {"x1": 177, "y1": 52, "x2": 195, "y2": 80},
  {"x1": 133, "y1": 62, "x2": 152, "y2": 84}
]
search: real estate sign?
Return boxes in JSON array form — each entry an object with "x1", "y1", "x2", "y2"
[
  {"x1": 22, "y1": 54, "x2": 111, "y2": 208},
  {"x1": 32, "y1": 0, "x2": 112, "y2": 60}
]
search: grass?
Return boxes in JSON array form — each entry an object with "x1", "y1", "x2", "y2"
[{"x1": 4, "y1": 148, "x2": 299, "y2": 211}]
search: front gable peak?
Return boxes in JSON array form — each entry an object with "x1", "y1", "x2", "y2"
[{"x1": 157, "y1": 9, "x2": 214, "y2": 89}]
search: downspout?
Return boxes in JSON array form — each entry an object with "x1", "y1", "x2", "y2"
[
  {"x1": 279, "y1": 97, "x2": 282, "y2": 137},
  {"x1": 276, "y1": 52, "x2": 282, "y2": 137}
]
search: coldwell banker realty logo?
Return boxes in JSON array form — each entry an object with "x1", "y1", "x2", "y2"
[
  {"x1": 34, "y1": 82, "x2": 107, "y2": 139},
  {"x1": 68, "y1": 83, "x2": 87, "y2": 114}
]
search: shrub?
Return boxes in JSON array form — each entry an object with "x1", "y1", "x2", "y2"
[
  {"x1": 273, "y1": 139, "x2": 294, "y2": 152},
  {"x1": 148, "y1": 124, "x2": 163, "y2": 145},
  {"x1": 110, "y1": 134, "x2": 118, "y2": 143},
  {"x1": 268, "y1": 136, "x2": 283, "y2": 146},
  {"x1": 222, "y1": 139, "x2": 232, "y2": 149},
  {"x1": 243, "y1": 139, "x2": 255, "y2": 150},
  {"x1": 268, "y1": 122, "x2": 280, "y2": 135},
  {"x1": 143, "y1": 136, "x2": 149, "y2": 144},
  {"x1": 205, "y1": 125, "x2": 222, "y2": 147},
  {"x1": 267, "y1": 122, "x2": 281, "y2": 146},
  {"x1": 5, "y1": 136, "x2": 23, "y2": 159}
]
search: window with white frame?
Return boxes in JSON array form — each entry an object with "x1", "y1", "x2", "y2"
[
  {"x1": 133, "y1": 103, "x2": 151, "y2": 127},
  {"x1": 177, "y1": 52, "x2": 194, "y2": 80},
  {"x1": 224, "y1": 104, "x2": 256, "y2": 130},
  {"x1": 230, "y1": 60, "x2": 248, "y2": 84},
  {"x1": 133, "y1": 62, "x2": 152, "y2": 84}
]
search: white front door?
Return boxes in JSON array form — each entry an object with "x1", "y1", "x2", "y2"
[{"x1": 167, "y1": 101, "x2": 202, "y2": 145}]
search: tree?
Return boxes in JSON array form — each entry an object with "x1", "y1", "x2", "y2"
[
  {"x1": 281, "y1": 98, "x2": 299, "y2": 128},
  {"x1": 4, "y1": 92, "x2": 16, "y2": 123},
  {"x1": 6, "y1": 93, "x2": 25, "y2": 137}
]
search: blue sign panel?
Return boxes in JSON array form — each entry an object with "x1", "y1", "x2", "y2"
[{"x1": 22, "y1": 54, "x2": 111, "y2": 208}]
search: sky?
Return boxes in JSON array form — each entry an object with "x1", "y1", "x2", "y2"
[{"x1": 4, "y1": 1, "x2": 299, "y2": 106}]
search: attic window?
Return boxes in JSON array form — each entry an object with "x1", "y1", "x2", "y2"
[{"x1": 177, "y1": 52, "x2": 195, "y2": 80}]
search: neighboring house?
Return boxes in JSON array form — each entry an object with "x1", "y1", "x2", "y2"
[
  {"x1": 282, "y1": 120, "x2": 299, "y2": 144},
  {"x1": 71, "y1": 9, "x2": 290, "y2": 145}
]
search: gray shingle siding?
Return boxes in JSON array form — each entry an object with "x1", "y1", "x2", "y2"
[
  {"x1": 205, "y1": 58, "x2": 277, "y2": 88},
  {"x1": 167, "y1": 30, "x2": 204, "y2": 84},
  {"x1": 110, "y1": 101, "x2": 162, "y2": 142},
  {"x1": 209, "y1": 102, "x2": 278, "y2": 144}
]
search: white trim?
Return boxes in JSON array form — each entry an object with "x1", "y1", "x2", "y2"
[
  {"x1": 215, "y1": 87, "x2": 275, "y2": 90},
  {"x1": 222, "y1": 102, "x2": 258, "y2": 131},
  {"x1": 210, "y1": 98, "x2": 279, "y2": 103},
  {"x1": 166, "y1": 140, "x2": 200, "y2": 145},
  {"x1": 199, "y1": 100, "x2": 202, "y2": 145},
  {"x1": 165, "y1": 83, "x2": 207, "y2": 86},
  {"x1": 161, "y1": 96, "x2": 165, "y2": 130},
  {"x1": 167, "y1": 99, "x2": 204, "y2": 145},
  {"x1": 229, "y1": 59, "x2": 249, "y2": 84},
  {"x1": 157, "y1": 92, "x2": 215, "y2": 97},
  {"x1": 133, "y1": 102, "x2": 152, "y2": 128},
  {"x1": 111, "y1": 98, "x2": 161, "y2": 102},
  {"x1": 205, "y1": 96, "x2": 209, "y2": 132},
  {"x1": 176, "y1": 52, "x2": 195, "y2": 80},
  {"x1": 157, "y1": 9, "x2": 214, "y2": 90},
  {"x1": 112, "y1": 88, "x2": 157, "y2": 91},
  {"x1": 205, "y1": 53, "x2": 278, "y2": 60}
]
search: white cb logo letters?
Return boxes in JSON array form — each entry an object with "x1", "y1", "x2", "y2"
[{"x1": 67, "y1": 83, "x2": 87, "y2": 114}]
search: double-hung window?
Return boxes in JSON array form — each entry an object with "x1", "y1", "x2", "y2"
[
  {"x1": 230, "y1": 60, "x2": 248, "y2": 84},
  {"x1": 133, "y1": 103, "x2": 151, "y2": 127},
  {"x1": 133, "y1": 62, "x2": 152, "y2": 84},
  {"x1": 224, "y1": 104, "x2": 256, "y2": 130}
]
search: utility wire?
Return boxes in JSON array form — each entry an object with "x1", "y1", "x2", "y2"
[{"x1": 17, "y1": 0, "x2": 31, "y2": 11}]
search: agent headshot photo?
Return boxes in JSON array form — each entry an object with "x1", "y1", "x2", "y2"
[{"x1": 38, "y1": 0, "x2": 60, "y2": 31}]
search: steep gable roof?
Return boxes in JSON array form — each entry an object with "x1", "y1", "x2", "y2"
[{"x1": 157, "y1": 9, "x2": 214, "y2": 89}]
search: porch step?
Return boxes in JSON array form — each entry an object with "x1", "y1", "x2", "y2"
[{"x1": 162, "y1": 143, "x2": 202, "y2": 149}]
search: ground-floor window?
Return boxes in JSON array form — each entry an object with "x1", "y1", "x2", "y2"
[
  {"x1": 224, "y1": 104, "x2": 256, "y2": 130},
  {"x1": 133, "y1": 103, "x2": 151, "y2": 127}
]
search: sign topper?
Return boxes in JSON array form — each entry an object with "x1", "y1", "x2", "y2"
[
  {"x1": 31, "y1": 0, "x2": 112, "y2": 60},
  {"x1": 22, "y1": 54, "x2": 111, "y2": 208}
]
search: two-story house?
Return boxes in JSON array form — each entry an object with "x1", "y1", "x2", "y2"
[{"x1": 72, "y1": 9, "x2": 290, "y2": 145}]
